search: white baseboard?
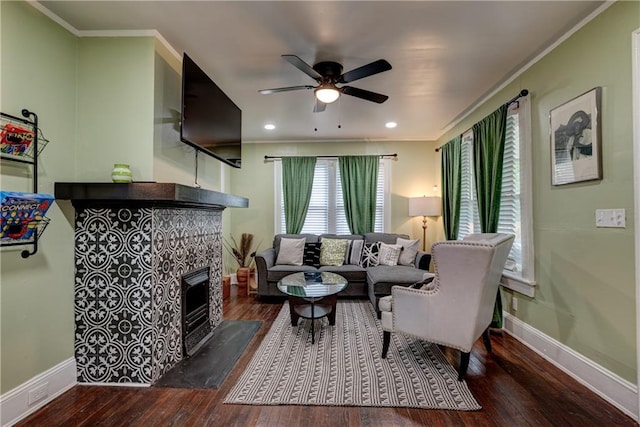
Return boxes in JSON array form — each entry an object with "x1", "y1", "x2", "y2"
[
  {"x1": 0, "y1": 358, "x2": 77, "y2": 427},
  {"x1": 503, "y1": 312, "x2": 638, "y2": 421}
]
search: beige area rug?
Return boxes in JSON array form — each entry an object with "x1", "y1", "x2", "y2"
[{"x1": 224, "y1": 300, "x2": 481, "y2": 410}]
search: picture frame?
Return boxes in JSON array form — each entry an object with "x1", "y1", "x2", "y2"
[{"x1": 550, "y1": 87, "x2": 602, "y2": 186}]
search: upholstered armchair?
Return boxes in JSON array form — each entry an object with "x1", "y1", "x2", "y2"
[{"x1": 378, "y1": 233, "x2": 514, "y2": 381}]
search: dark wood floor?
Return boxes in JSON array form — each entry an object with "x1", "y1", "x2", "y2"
[{"x1": 18, "y1": 288, "x2": 636, "y2": 427}]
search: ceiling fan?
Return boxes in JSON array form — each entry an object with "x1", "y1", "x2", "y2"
[{"x1": 259, "y1": 55, "x2": 392, "y2": 112}]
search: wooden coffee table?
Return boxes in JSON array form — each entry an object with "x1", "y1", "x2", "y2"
[{"x1": 277, "y1": 272, "x2": 348, "y2": 343}]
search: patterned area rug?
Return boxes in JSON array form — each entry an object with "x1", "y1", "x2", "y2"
[{"x1": 224, "y1": 300, "x2": 481, "y2": 410}]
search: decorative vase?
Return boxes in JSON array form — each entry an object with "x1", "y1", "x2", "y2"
[
  {"x1": 236, "y1": 267, "x2": 250, "y2": 291},
  {"x1": 112, "y1": 163, "x2": 132, "y2": 183}
]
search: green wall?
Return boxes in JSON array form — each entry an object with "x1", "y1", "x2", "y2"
[
  {"x1": 437, "y1": 1, "x2": 638, "y2": 382},
  {"x1": 76, "y1": 37, "x2": 155, "y2": 182},
  {"x1": 1, "y1": 1, "x2": 78, "y2": 394}
]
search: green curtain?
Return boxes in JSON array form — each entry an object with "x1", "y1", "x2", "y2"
[
  {"x1": 472, "y1": 104, "x2": 508, "y2": 328},
  {"x1": 338, "y1": 155, "x2": 379, "y2": 234},
  {"x1": 440, "y1": 136, "x2": 462, "y2": 241},
  {"x1": 282, "y1": 156, "x2": 316, "y2": 234}
]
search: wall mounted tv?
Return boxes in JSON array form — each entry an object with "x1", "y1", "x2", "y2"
[{"x1": 180, "y1": 53, "x2": 242, "y2": 168}]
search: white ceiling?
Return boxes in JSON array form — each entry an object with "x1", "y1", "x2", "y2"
[{"x1": 38, "y1": 1, "x2": 604, "y2": 142}]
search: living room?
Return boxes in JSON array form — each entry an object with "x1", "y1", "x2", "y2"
[{"x1": 1, "y1": 0, "x2": 639, "y2": 425}]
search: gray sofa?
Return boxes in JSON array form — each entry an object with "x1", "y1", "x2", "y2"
[{"x1": 254, "y1": 232, "x2": 432, "y2": 314}]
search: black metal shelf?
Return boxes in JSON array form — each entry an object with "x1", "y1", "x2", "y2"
[{"x1": 1, "y1": 109, "x2": 50, "y2": 258}]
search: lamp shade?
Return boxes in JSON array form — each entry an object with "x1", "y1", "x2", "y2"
[{"x1": 409, "y1": 196, "x2": 441, "y2": 217}]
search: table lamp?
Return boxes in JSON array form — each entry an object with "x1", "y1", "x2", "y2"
[{"x1": 409, "y1": 196, "x2": 442, "y2": 251}]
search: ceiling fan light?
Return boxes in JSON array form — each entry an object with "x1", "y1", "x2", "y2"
[{"x1": 315, "y1": 86, "x2": 340, "y2": 104}]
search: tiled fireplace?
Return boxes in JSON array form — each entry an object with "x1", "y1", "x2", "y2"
[{"x1": 55, "y1": 183, "x2": 248, "y2": 385}]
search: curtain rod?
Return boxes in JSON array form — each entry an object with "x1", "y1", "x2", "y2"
[
  {"x1": 434, "y1": 89, "x2": 529, "y2": 152},
  {"x1": 264, "y1": 153, "x2": 398, "y2": 161}
]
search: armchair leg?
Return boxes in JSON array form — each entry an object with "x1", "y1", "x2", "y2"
[
  {"x1": 482, "y1": 328, "x2": 493, "y2": 353},
  {"x1": 458, "y1": 352, "x2": 470, "y2": 381},
  {"x1": 381, "y1": 331, "x2": 391, "y2": 358}
]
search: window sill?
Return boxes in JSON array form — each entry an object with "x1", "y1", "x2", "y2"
[{"x1": 501, "y1": 271, "x2": 536, "y2": 298}]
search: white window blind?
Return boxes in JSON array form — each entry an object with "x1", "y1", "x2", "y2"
[
  {"x1": 498, "y1": 110, "x2": 522, "y2": 271},
  {"x1": 278, "y1": 159, "x2": 386, "y2": 234},
  {"x1": 459, "y1": 130, "x2": 480, "y2": 237},
  {"x1": 456, "y1": 98, "x2": 535, "y2": 294}
]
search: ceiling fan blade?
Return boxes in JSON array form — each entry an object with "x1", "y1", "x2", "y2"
[
  {"x1": 339, "y1": 59, "x2": 392, "y2": 84},
  {"x1": 313, "y1": 98, "x2": 327, "y2": 113},
  {"x1": 258, "y1": 85, "x2": 314, "y2": 94},
  {"x1": 340, "y1": 86, "x2": 389, "y2": 103},
  {"x1": 282, "y1": 55, "x2": 322, "y2": 81}
]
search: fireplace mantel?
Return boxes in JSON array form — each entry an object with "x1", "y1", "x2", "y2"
[{"x1": 54, "y1": 182, "x2": 248, "y2": 209}]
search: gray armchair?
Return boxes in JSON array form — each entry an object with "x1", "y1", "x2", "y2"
[{"x1": 378, "y1": 233, "x2": 514, "y2": 381}]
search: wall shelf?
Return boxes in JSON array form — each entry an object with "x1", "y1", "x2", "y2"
[{"x1": 1, "y1": 109, "x2": 51, "y2": 258}]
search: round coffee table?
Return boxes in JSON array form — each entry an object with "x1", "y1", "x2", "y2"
[{"x1": 277, "y1": 272, "x2": 348, "y2": 343}]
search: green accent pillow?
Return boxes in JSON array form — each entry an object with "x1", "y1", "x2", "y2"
[{"x1": 319, "y1": 238, "x2": 348, "y2": 266}]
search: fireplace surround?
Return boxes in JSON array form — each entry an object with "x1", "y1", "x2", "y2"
[{"x1": 55, "y1": 182, "x2": 248, "y2": 385}]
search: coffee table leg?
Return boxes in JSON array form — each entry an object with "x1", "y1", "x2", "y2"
[
  {"x1": 288, "y1": 297, "x2": 300, "y2": 326},
  {"x1": 311, "y1": 300, "x2": 315, "y2": 344},
  {"x1": 327, "y1": 295, "x2": 338, "y2": 325}
]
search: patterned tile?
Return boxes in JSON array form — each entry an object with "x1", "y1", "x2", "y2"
[{"x1": 75, "y1": 207, "x2": 223, "y2": 384}]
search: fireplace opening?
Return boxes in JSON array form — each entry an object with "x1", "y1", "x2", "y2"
[{"x1": 181, "y1": 267, "x2": 212, "y2": 357}]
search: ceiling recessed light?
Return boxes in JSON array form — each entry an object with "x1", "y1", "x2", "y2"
[
  {"x1": 264, "y1": 124, "x2": 276, "y2": 130},
  {"x1": 385, "y1": 121, "x2": 397, "y2": 129}
]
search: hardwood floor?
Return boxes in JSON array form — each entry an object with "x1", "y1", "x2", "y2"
[{"x1": 18, "y1": 289, "x2": 636, "y2": 427}]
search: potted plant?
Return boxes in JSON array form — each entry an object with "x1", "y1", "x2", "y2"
[{"x1": 224, "y1": 233, "x2": 259, "y2": 291}]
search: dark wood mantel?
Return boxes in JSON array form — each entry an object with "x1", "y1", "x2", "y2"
[{"x1": 54, "y1": 182, "x2": 249, "y2": 209}]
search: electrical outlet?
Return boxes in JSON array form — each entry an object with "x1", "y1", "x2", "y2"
[
  {"x1": 28, "y1": 382, "x2": 49, "y2": 405},
  {"x1": 595, "y1": 209, "x2": 626, "y2": 228},
  {"x1": 512, "y1": 297, "x2": 518, "y2": 311}
]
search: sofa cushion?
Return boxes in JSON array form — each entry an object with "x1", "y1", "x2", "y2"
[
  {"x1": 346, "y1": 239, "x2": 364, "y2": 265},
  {"x1": 364, "y1": 232, "x2": 409, "y2": 245},
  {"x1": 378, "y1": 243, "x2": 402, "y2": 266},
  {"x1": 320, "y1": 238, "x2": 348, "y2": 266},
  {"x1": 320, "y1": 235, "x2": 363, "y2": 265},
  {"x1": 273, "y1": 234, "x2": 318, "y2": 254},
  {"x1": 303, "y1": 242, "x2": 321, "y2": 267},
  {"x1": 319, "y1": 264, "x2": 367, "y2": 282},
  {"x1": 360, "y1": 241, "x2": 381, "y2": 267},
  {"x1": 276, "y1": 237, "x2": 306, "y2": 265},
  {"x1": 367, "y1": 265, "x2": 431, "y2": 290},
  {"x1": 267, "y1": 265, "x2": 318, "y2": 282},
  {"x1": 396, "y1": 237, "x2": 420, "y2": 266}
]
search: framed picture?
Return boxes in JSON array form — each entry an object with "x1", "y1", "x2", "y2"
[{"x1": 550, "y1": 87, "x2": 602, "y2": 185}]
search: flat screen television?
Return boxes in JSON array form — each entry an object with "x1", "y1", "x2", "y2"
[{"x1": 180, "y1": 53, "x2": 242, "y2": 168}]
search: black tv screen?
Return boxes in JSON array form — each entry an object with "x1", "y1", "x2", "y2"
[{"x1": 180, "y1": 53, "x2": 241, "y2": 168}]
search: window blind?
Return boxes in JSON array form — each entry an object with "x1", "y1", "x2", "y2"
[{"x1": 279, "y1": 159, "x2": 385, "y2": 234}]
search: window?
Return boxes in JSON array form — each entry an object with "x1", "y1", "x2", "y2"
[
  {"x1": 275, "y1": 158, "x2": 389, "y2": 234},
  {"x1": 457, "y1": 98, "x2": 536, "y2": 296}
]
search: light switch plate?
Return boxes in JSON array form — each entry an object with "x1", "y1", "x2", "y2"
[{"x1": 595, "y1": 209, "x2": 626, "y2": 228}]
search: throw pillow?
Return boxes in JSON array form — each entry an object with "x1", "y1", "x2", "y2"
[
  {"x1": 396, "y1": 237, "x2": 420, "y2": 266},
  {"x1": 360, "y1": 241, "x2": 381, "y2": 268},
  {"x1": 410, "y1": 273, "x2": 436, "y2": 290},
  {"x1": 342, "y1": 240, "x2": 353, "y2": 264},
  {"x1": 319, "y1": 238, "x2": 348, "y2": 266},
  {"x1": 346, "y1": 239, "x2": 364, "y2": 265},
  {"x1": 378, "y1": 243, "x2": 402, "y2": 266},
  {"x1": 303, "y1": 242, "x2": 321, "y2": 268},
  {"x1": 275, "y1": 237, "x2": 306, "y2": 266}
]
